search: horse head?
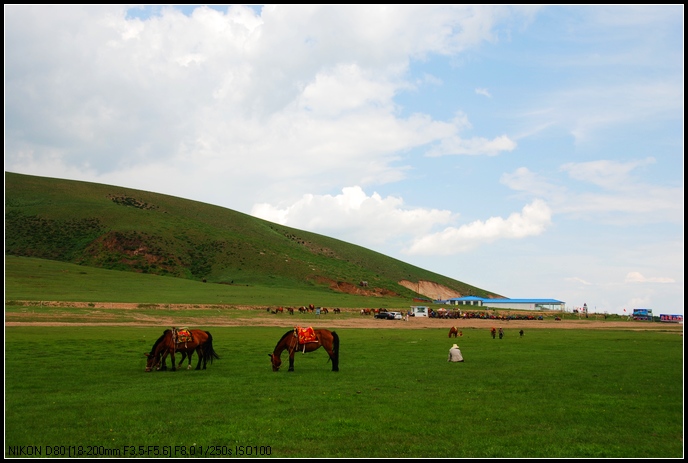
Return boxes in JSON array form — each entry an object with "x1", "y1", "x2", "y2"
[
  {"x1": 268, "y1": 353, "x2": 282, "y2": 372},
  {"x1": 144, "y1": 352, "x2": 161, "y2": 372}
]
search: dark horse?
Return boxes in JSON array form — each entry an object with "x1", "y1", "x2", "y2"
[
  {"x1": 448, "y1": 326, "x2": 458, "y2": 338},
  {"x1": 145, "y1": 328, "x2": 219, "y2": 372},
  {"x1": 269, "y1": 328, "x2": 339, "y2": 372}
]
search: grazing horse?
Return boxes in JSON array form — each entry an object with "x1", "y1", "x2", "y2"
[
  {"x1": 333, "y1": 308, "x2": 341, "y2": 314},
  {"x1": 145, "y1": 328, "x2": 219, "y2": 372},
  {"x1": 268, "y1": 328, "x2": 339, "y2": 372},
  {"x1": 287, "y1": 307, "x2": 294, "y2": 315},
  {"x1": 448, "y1": 326, "x2": 458, "y2": 338}
]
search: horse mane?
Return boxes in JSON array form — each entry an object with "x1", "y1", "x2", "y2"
[
  {"x1": 149, "y1": 329, "x2": 172, "y2": 355},
  {"x1": 276, "y1": 329, "x2": 294, "y2": 346}
]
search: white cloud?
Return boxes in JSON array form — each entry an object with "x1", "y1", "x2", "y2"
[
  {"x1": 500, "y1": 162, "x2": 684, "y2": 225},
  {"x1": 475, "y1": 87, "x2": 492, "y2": 98},
  {"x1": 560, "y1": 158, "x2": 657, "y2": 190},
  {"x1": 251, "y1": 186, "x2": 456, "y2": 246},
  {"x1": 404, "y1": 199, "x2": 552, "y2": 255},
  {"x1": 625, "y1": 272, "x2": 675, "y2": 284},
  {"x1": 565, "y1": 277, "x2": 593, "y2": 286},
  {"x1": 425, "y1": 134, "x2": 517, "y2": 157}
]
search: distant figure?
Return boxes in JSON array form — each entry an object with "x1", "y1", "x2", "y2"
[
  {"x1": 448, "y1": 343, "x2": 464, "y2": 362},
  {"x1": 491, "y1": 327, "x2": 496, "y2": 339},
  {"x1": 448, "y1": 326, "x2": 458, "y2": 338},
  {"x1": 498, "y1": 327, "x2": 504, "y2": 339},
  {"x1": 459, "y1": 330, "x2": 463, "y2": 337},
  {"x1": 519, "y1": 329, "x2": 524, "y2": 337}
]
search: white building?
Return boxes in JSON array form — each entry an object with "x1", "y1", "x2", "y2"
[{"x1": 440, "y1": 297, "x2": 565, "y2": 311}]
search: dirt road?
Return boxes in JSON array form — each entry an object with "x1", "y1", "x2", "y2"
[{"x1": 4, "y1": 301, "x2": 683, "y2": 332}]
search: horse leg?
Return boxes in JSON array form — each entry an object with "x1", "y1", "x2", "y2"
[
  {"x1": 157, "y1": 349, "x2": 169, "y2": 371},
  {"x1": 325, "y1": 348, "x2": 338, "y2": 371},
  {"x1": 195, "y1": 346, "x2": 204, "y2": 370},
  {"x1": 288, "y1": 351, "x2": 295, "y2": 372},
  {"x1": 170, "y1": 349, "x2": 177, "y2": 371}
]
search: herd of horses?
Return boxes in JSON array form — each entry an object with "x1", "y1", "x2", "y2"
[
  {"x1": 144, "y1": 326, "x2": 339, "y2": 374},
  {"x1": 268, "y1": 305, "x2": 341, "y2": 315}
]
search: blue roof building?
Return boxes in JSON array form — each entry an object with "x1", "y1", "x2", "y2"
[{"x1": 439, "y1": 296, "x2": 565, "y2": 311}]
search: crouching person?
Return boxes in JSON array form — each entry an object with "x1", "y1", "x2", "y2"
[{"x1": 448, "y1": 343, "x2": 464, "y2": 362}]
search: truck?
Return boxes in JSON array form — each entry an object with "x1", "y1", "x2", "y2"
[{"x1": 632, "y1": 308, "x2": 653, "y2": 321}]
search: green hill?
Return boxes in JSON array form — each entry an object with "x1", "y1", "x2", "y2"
[{"x1": 5, "y1": 171, "x2": 501, "y2": 303}]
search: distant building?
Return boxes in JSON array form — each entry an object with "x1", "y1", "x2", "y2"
[{"x1": 440, "y1": 297, "x2": 565, "y2": 311}]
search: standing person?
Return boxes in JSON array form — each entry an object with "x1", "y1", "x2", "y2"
[
  {"x1": 498, "y1": 327, "x2": 504, "y2": 339},
  {"x1": 448, "y1": 343, "x2": 464, "y2": 362},
  {"x1": 491, "y1": 327, "x2": 496, "y2": 339},
  {"x1": 519, "y1": 329, "x2": 524, "y2": 337}
]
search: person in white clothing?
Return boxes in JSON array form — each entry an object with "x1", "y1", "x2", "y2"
[{"x1": 448, "y1": 343, "x2": 464, "y2": 362}]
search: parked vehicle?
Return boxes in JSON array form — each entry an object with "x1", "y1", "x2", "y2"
[{"x1": 376, "y1": 311, "x2": 402, "y2": 320}]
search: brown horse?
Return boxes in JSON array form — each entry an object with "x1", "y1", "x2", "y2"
[
  {"x1": 145, "y1": 329, "x2": 201, "y2": 372},
  {"x1": 448, "y1": 326, "x2": 458, "y2": 338},
  {"x1": 268, "y1": 328, "x2": 339, "y2": 372},
  {"x1": 145, "y1": 328, "x2": 219, "y2": 372}
]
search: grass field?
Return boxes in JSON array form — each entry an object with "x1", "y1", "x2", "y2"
[{"x1": 4, "y1": 325, "x2": 683, "y2": 458}]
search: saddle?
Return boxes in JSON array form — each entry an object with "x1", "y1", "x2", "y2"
[
  {"x1": 173, "y1": 327, "x2": 193, "y2": 346},
  {"x1": 294, "y1": 326, "x2": 317, "y2": 345}
]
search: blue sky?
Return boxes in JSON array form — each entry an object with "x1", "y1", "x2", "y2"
[{"x1": 5, "y1": 5, "x2": 683, "y2": 315}]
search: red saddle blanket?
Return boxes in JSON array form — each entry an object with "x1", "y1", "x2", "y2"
[
  {"x1": 295, "y1": 326, "x2": 317, "y2": 344},
  {"x1": 174, "y1": 328, "x2": 193, "y2": 344}
]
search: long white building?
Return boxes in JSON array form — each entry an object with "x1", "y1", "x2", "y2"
[{"x1": 440, "y1": 296, "x2": 565, "y2": 311}]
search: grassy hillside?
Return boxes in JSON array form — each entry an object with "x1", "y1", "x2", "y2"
[{"x1": 5, "y1": 172, "x2": 501, "y2": 302}]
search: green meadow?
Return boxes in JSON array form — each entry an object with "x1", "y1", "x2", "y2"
[
  {"x1": 4, "y1": 325, "x2": 683, "y2": 458},
  {"x1": 3, "y1": 255, "x2": 685, "y2": 458}
]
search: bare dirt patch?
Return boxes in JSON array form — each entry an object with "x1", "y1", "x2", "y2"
[
  {"x1": 398, "y1": 280, "x2": 462, "y2": 300},
  {"x1": 4, "y1": 301, "x2": 683, "y2": 332}
]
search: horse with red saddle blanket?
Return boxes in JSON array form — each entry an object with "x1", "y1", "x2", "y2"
[
  {"x1": 145, "y1": 328, "x2": 219, "y2": 372},
  {"x1": 268, "y1": 327, "x2": 339, "y2": 372}
]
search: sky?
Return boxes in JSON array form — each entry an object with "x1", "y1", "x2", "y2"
[{"x1": 4, "y1": 5, "x2": 684, "y2": 316}]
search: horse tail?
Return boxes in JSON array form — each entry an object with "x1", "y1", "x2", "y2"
[
  {"x1": 331, "y1": 330, "x2": 339, "y2": 372},
  {"x1": 202, "y1": 332, "x2": 220, "y2": 364}
]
